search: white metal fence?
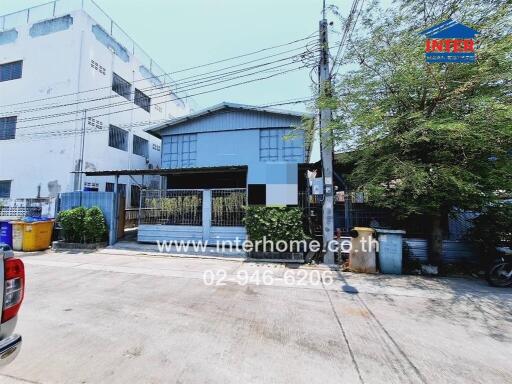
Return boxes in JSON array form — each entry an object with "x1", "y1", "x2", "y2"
[
  {"x1": 140, "y1": 190, "x2": 203, "y2": 226},
  {"x1": 211, "y1": 189, "x2": 246, "y2": 227},
  {"x1": 138, "y1": 189, "x2": 247, "y2": 228}
]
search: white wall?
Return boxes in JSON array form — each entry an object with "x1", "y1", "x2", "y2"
[{"x1": 0, "y1": 9, "x2": 189, "y2": 206}]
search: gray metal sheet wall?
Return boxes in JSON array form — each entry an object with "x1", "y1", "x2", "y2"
[{"x1": 58, "y1": 192, "x2": 117, "y2": 245}]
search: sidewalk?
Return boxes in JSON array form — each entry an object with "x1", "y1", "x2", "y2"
[{"x1": 105, "y1": 239, "x2": 248, "y2": 259}]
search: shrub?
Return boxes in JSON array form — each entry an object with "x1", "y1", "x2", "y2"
[
  {"x1": 244, "y1": 207, "x2": 307, "y2": 246},
  {"x1": 57, "y1": 207, "x2": 86, "y2": 243},
  {"x1": 84, "y1": 207, "x2": 107, "y2": 243},
  {"x1": 57, "y1": 206, "x2": 107, "y2": 244}
]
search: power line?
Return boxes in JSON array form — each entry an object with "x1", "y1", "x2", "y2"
[
  {"x1": 13, "y1": 65, "x2": 309, "y2": 131},
  {"x1": 1, "y1": 48, "x2": 318, "y2": 118},
  {"x1": 14, "y1": 97, "x2": 315, "y2": 141},
  {"x1": 11, "y1": 59, "x2": 312, "y2": 126},
  {"x1": 330, "y1": 0, "x2": 364, "y2": 75},
  {"x1": 0, "y1": 33, "x2": 318, "y2": 110}
]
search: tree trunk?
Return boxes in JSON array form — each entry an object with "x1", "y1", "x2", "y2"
[{"x1": 428, "y1": 214, "x2": 443, "y2": 266}]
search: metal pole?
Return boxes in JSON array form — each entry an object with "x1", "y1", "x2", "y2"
[
  {"x1": 319, "y1": 14, "x2": 335, "y2": 264},
  {"x1": 78, "y1": 110, "x2": 87, "y2": 191}
]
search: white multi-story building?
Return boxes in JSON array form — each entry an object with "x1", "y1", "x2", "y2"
[{"x1": 0, "y1": 0, "x2": 191, "y2": 206}]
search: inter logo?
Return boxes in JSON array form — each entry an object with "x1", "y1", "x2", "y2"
[{"x1": 420, "y1": 19, "x2": 479, "y2": 63}]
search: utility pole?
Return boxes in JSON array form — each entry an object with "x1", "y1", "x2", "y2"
[{"x1": 319, "y1": 0, "x2": 335, "y2": 264}]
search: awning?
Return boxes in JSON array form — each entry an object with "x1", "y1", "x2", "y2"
[{"x1": 77, "y1": 165, "x2": 248, "y2": 177}]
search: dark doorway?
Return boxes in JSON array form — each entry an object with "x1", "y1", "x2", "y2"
[{"x1": 167, "y1": 170, "x2": 247, "y2": 189}]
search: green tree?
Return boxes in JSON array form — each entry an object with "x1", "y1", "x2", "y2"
[{"x1": 330, "y1": 0, "x2": 512, "y2": 264}]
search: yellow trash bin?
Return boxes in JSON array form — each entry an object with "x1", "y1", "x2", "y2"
[
  {"x1": 22, "y1": 220, "x2": 54, "y2": 252},
  {"x1": 10, "y1": 222, "x2": 25, "y2": 251}
]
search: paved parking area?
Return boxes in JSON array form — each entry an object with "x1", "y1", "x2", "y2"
[{"x1": 2, "y1": 250, "x2": 511, "y2": 384}]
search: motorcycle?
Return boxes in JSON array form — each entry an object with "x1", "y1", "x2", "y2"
[{"x1": 487, "y1": 248, "x2": 512, "y2": 287}]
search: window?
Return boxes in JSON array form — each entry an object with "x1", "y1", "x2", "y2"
[
  {"x1": 83, "y1": 182, "x2": 99, "y2": 192},
  {"x1": 134, "y1": 89, "x2": 151, "y2": 112},
  {"x1": 130, "y1": 185, "x2": 141, "y2": 207},
  {"x1": 259, "y1": 128, "x2": 303, "y2": 162},
  {"x1": 106, "y1": 182, "x2": 126, "y2": 196},
  {"x1": 0, "y1": 180, "x2": 11, "y2": 198},
  {"x1": 0, "y1": 116, "x2": 16, "y2": 140},
  {"x1": 169, "y1": 134, "x2": 197, "y2": 168},
  {"x1": 132, "y1": 135, "x2": 148, "y2": 157},
  {"x1": 283, "y1": 132, "x2": 304, "y2": 161},
  {"x1": 108, "y1": 125, "x2": 128, "y2": 151},
  {"x1": 260, "y1": 129, "x2": 279, "y2": 161},
  {"x1": 0, "y1": 61, "x2": 22, "y2": 82},
  {"x1": 112, "y1": 73, "x2": 131, "y2": 100}
]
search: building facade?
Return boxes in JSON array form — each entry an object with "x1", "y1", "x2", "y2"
[
  {"x1": 0, "y1": 0, "x2": 190, "y2": 205},
  {"x1": 131, "y1": 102, "x2": 310, "y2": 243},
  {"x1": 148, "y1": 102, "x2": 309, "y2": 206}
]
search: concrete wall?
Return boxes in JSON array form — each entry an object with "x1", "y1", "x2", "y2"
[{"x1": 0, "y1": 8, "x2": 190, "y2": 206}]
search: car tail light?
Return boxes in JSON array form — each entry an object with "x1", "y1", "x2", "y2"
[{"x1": 2, "y1": 258, "x2": 25, "y2": 323}]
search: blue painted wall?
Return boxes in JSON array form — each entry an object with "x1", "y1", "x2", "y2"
[
  {"x1": 157, "y1": 109, "x2": 303, "y2": 136},
  {"x1": 160, "y1": 109, "x2": 305, "y2": 185}
]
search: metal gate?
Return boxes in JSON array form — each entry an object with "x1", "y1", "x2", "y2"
[{"x1": 137, "y1": 189, "x2": 246, "y2": 243}]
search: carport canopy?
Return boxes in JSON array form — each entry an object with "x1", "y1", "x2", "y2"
[{"x1": 78, "y1": 165, "x2": 248, "y2": 189}]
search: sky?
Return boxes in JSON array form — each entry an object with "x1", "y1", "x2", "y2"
[{"x1": 0, "y1": 0, "x2": 343, "y2": 113}]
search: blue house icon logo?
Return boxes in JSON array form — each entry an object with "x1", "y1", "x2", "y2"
[{"x1": 420, "y1": 19, "x2": 479, "y2": 63}]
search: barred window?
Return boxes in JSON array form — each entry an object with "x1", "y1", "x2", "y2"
[
  {"x1": 0, "y1": 116, "x2": 16, "y2": 140},
  {"x1": 106, "y1": 182, "x2": 126, "y2": 196},
  {"x1": 134, "y1": 89, "x2": 151, "y2": 112},
  {"x1": 169, "y1": 134, "x2": 197, "y2": 168},
  {"x1": 130, "y1": 185, "x2": 141, "y2": 207},
  {"x1": 260, "y1": 128, "x2": 303, "y2": 162},
  {"x1": 108, "y1": 125, "x2": 128, "y2": 151},
  {"x1": 0, "y1": 61, "x2": 22, "y2": 82},
  {"x1": 112, "y1": 73, "x2": 131, "y2": 100},
  {"x1": 132, "y1": 135, "x2": 149, "y2": 157},
  {"x1": 0, "y1": 180, "x2": 11, "y2": 198}
]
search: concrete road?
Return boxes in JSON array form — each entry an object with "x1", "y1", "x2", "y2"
[{"x1": 2, "y1": 250, "x2": 511, "y2": 384}]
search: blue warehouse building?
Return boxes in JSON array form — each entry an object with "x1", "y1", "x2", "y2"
[
  {"x1": 147, "y1": 102, "x2": 311, "y2": 203},
  {"x1": 132, "y1": 102, "x2": 313, "y2": 243}
]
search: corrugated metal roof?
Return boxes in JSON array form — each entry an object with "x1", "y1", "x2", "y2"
[{"x1": 145, "y1": 102, "x2": 311, "y2": 137}]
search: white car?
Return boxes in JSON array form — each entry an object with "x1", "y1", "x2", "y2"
[{"x1": 0, "y1": 244, "x2": 24, "y2": 366}]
